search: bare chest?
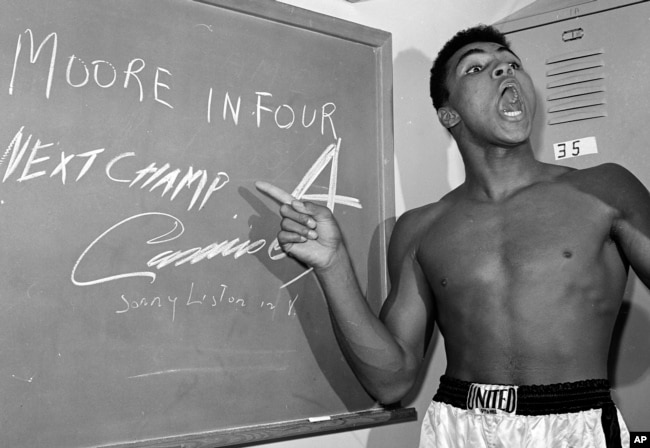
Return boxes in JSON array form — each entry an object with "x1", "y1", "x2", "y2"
[{"x1": 418, "y1": 187, "x2": 619, "y2": 293}]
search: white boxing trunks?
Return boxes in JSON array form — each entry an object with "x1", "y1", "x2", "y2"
[{"x1": 420, "y1": 376, "x2": 630, "y2": 448}]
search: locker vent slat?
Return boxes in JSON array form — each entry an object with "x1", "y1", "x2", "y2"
[{"x1": 545, "y1": 47, "x2": 607, "y2": 125}]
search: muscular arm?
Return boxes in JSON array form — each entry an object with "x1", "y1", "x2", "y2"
[
  {"x1": 318, "y1": 210, "x2": 434, "y2": 403},
  {"x1": 570, "y1": 163, "x2": 650, "y2": 286},
  {"x1": 255, "y1": 182, "x2": 434, "y2": 404},
  {"x1": 607, "y1": 165, "x2": 650, "y2": 286}
]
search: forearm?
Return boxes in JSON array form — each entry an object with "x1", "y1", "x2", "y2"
[
  {"x1": 315, "y1": 248, "x2": 420, "y2": 404},
  {"x1": 253, "y1": 182, "x2": 420, "y2": 402}
]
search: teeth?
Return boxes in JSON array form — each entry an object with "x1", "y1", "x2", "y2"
[{"x1": 504, "y1": 110, "x2": 522, "y2": 117}]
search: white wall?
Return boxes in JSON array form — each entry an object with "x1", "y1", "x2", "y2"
[{"x1": 261, "y1": 1, "x2": 535, "y2": 447}]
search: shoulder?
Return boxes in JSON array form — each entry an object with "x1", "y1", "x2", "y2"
[
  {"x1": 560, "y1": 163, "x2": 648, "y2": 204},
  {"x1": 393, "y1": 189, "x2": 460, "y2": 238},
  {"x1": 557, "y1": 163, "x2": 650, "y2": 224},
  {"x1": 561, "y1": 162, "x2": 637, "y2": 182},
  {"x1": 389, "y1": 189, "x2": 460, "y2": 256},
  {"x1": 389, "y1": 206, "x2": 431, "y2": 254}
]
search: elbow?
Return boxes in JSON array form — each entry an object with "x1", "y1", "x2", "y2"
[
  {"x1": 368, "y1": 374, "x2": 417, "y2": 406},
  {"x1": 373, "y1": 384, "x2": 412, "y2": 406},
  {"x1": 353, "y1": 346, "x2": 422, "y2": 405},
  {"x1": 375, "y1": 392, "x2": 406, "y2": 407}
]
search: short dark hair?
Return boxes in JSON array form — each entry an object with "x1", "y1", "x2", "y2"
[{"x1": 429, "y1": 24, "x2": 510, "y2": 110}]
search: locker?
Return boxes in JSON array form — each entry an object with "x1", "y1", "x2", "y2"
[{"x1": 496, "y1": 0, "x2": 650, "y2": 431}]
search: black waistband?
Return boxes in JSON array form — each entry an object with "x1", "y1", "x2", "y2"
[{"x1": 433, "y1": 375, "x2": 614, "y2": 416}]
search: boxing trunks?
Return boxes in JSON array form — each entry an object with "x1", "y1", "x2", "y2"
[{"x1": 420, "y1": 375, "x2": 630, "y2": 448}]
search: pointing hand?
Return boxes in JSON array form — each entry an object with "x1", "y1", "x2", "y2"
[{"x1": 255, "y1": 181, "x2": 343, "y2": 270}]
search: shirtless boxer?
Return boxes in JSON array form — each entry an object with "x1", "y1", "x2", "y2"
[{"x1": 256, "y1": 25, "x2": 649, "y2": 447}]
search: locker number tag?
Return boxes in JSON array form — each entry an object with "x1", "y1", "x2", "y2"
[{"x1": 553, "y1": 136, "x2": 598, "y2": 160}]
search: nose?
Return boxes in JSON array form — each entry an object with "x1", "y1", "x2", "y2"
[{"x1": 492, "y1": 62, "x2": 514, "y2": 78}]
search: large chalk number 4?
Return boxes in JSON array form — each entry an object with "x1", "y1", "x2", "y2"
[{"x1": 269, "y1": 138, "x2": 362, "y2": 288}]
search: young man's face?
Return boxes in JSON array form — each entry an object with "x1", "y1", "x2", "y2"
[{"x1": 439, "y1": 41, "x2": 537, "y2": 147}]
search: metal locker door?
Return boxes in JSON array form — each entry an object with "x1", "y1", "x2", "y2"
[{"x1": 498, "y1": 0, "x2": 650, "y2": 431}]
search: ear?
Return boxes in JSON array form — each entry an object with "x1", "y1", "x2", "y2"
[{"x1": 437, "y1": 107, "x2": 460, "y2": 129}]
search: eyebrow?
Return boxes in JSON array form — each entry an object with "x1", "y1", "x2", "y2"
[{"x1": 455, "y1": 46, "x2": 520, "y2": 70}]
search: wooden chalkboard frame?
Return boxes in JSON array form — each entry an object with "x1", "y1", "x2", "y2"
[{"x1": 99, "y1": 408, "x2": 417, "y2": 448}]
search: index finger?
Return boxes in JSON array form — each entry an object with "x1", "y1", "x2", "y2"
[{"x1": 255, "y1": 181, "x2": 295, "y2": 205}]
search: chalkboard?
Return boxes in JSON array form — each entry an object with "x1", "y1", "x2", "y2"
[{"x1": 0, "y1": 1, "x2": 408, "y2": 447}]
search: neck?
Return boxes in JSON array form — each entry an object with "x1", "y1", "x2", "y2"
[{"x1": 460, "y1": 140, "x2": 543, "y2": 201}]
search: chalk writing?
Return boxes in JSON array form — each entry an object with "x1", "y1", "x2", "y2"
[
  {"x1": 116, "y1": 282, "x2": 299, "y2": 322},
  {"x1": 1, "y1": 126, "x2": 104, "y2": 183},
  {"x1": 70, "y1": 139, "x2": 361, "y2": 288},
  {"x1": 10, "y1": 29, "x2": 173, "y2": 108},
  {"x1": 5, "y1": 26, "x2": 366, "y2": 311},
  {"x1": 2, "y1": 126, "x2": 229, "y2": 211},
  {"x1": 71, "y1": 212, "x2": 268, "y2": 286},
  {"x1": 9, "y1": 29, "x2": 339, "y2": 139},
  {"x1": 11, "y1": 374, "x2": 35, "y2": 383},
  {"x1": 9, "y1": 29, "x2": 56, "y2": 98},
  {"x1": 108, "y1": 153, "x2": 230, "y2": 211},
  {"x1": 207, "y1": 90, "x2": 338, "y2": 139}
]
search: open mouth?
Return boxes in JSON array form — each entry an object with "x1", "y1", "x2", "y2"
[{"x1": 499, "y1": 83, "x2": 522, "y2": 118}]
